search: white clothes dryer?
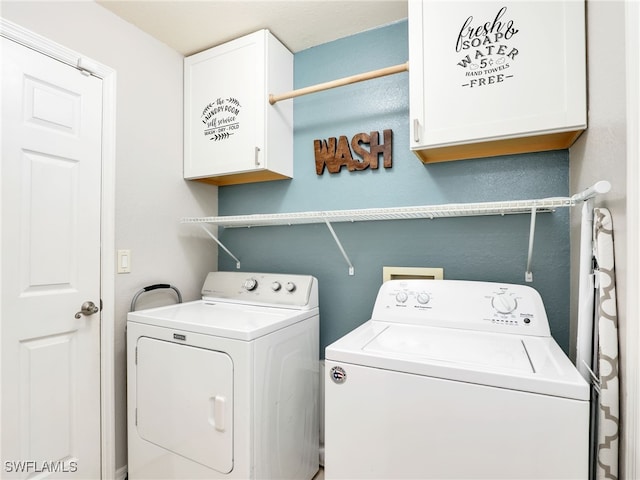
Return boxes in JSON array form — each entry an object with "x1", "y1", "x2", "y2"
[
  {"x1": 127, "y1": 271, "x2": 319, "y2": 479},
  {"x1": 325, "y1": 279, "x2": 589, "y2": 480}
]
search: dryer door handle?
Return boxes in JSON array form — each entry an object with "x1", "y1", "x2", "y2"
[{"x1": 209, "y1": 395, "x2": 226, "y2": 432}]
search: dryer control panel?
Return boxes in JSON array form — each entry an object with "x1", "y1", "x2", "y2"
[
  {"x1": 201, "y1": 271, "x2": 319, "y2": 309},
  {"x1": 372, "y1": 279, "x2": 551, "y2": 337}
]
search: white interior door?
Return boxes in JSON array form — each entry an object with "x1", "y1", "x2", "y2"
[{"x1": 1, "y1": 36, "x2": 102, "y2": 478}]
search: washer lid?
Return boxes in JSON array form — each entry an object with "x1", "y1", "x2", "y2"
[
  {"x1": 326, "y1": 321, "x2": 589, "y2": 401},
  {"x1": 363, "y1": 323, "x2": 534, "y2": 374},
  {"x1": 127, "y1": 300, "x2": 317, "y2": 340}
]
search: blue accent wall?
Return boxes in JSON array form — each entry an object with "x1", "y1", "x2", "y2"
[{"x1": 218, "y1": 20, "x2": 570, "y2": 355}]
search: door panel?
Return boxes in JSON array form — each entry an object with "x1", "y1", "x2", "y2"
[
  {"x1": 22, "y1": 151, "x2": 79, "y2": 290},
  {"x1": 19, "y1": 333, "x2": 75, "y2": 462},
  {"x1": 25, "y1": 75, "x2": 81, "y2": 133},
  {"x1": 1, "y1": 37, "x2": 102, "y2": 478}
]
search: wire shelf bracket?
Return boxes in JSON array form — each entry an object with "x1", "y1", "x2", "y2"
[
  {"x1": 525, "y1": 207, "x2": 538, "y2": 282},
  {"x1": 183, "y1": 181, "x2": 611, "y2": 278},
  {"x1": 324, "y1": 218, "x2": 355, "y2": 275},
  {"x1": 200, "y1": 224, "x2": 241, "y2": 270}
]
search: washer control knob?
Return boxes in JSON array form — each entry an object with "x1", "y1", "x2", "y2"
[
  {"x1": 243, "y1": 278, "x2": 258, "y2": 291},
  {"x1": 395, "y1": 291, "x2": 408, "y2": 303},
  {"x1": 271, "y1": 281, "x2": 282, "y2": 291},
  {"x1": 491, "y1": 293, "x2": 517, "y2": 314},
  {"x1": 417, "y1": 292, "x2": 431, "y2": 305},
  {"x1": 285, "y1": 282, "x2": 296, "y2": 292}
]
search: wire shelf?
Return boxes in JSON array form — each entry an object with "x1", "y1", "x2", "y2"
[
  {"x1": 180, "y1": 197, "x2": 574, "y2": 228},
  {"x1": 181, "y1": 181, "x2": 610, "y2": 279}
]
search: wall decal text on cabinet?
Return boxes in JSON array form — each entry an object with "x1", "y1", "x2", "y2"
[
  {"x1": 201, "y1": 97, "x2": 241, "y2": 142},
  {"x1": 409, "y1": 0, "x2": 586, "y2": 163},
  {"x1": 456, "y1": 6, "x2": 520, "y2": 90},
  {"x1": 184, "y1": 30, "x2": 293, "y2": 186}
]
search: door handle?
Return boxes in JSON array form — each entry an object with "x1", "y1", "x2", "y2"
[
  {"x1": 255, "y1": 146, "x2": 261, "y2": 166},
  {"x1": 209, "y1": 395, "x2": 226, "y2": 432},
  {"x1": 75, "y1": 301, "x2": 99, "y2": 319}
]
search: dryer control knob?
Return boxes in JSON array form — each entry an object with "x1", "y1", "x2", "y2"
[
  {"x1": 491, "y1": 293, "x2": 517, "y2": 314},
  {"x1": 395, "y1": 291, "x2": 408, "y2": 303},
  {"x1": 285, "y1": 282, "x2": 296, "y2": 292},
  {"x1": 271, "y1": 281, "x2": 282, "y2": 291},
  {"x1": 417, "y1": 292, "x2": 431, "y2": 305},
  {"x1": 243, "y1": 278, "x2": 258, "y2": 291}
]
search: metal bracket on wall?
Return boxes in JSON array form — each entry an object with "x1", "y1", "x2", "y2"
[
  {"x1": 324, "y1": 219, "x2": 355, "y2": 276},
  {"x1": 200, "y1": 225, "x2": 241, "y2": 269},
  {"x1": 199, "y1": 218, "x2": 356, "y2": 275},
  {"x1": 525, "y1": 207, "x2": 538, "y2": 282},
  {"x1": 524, "y1": 180, "x2": 611, "y2": 282}
]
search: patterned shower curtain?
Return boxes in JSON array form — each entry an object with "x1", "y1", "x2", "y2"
[{"x1": 593, "y1": 207, "x2": 620, "y2": 480}]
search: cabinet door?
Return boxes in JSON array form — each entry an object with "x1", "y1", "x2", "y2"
[
  {"x1": 185, "y1": 32, "x2": 265, "y2": 179},
  {"x1": 409, "y1": 1, "x2": 586, "y2": 160}
]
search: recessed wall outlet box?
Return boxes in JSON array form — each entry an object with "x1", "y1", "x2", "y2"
[{"x1": 383, "y1": 266, "x2": 444, "y2": 282}]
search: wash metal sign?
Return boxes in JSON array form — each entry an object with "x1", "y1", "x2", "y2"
[{"x1": 314, "y1": 129, "x2": 392, "y2": 175}]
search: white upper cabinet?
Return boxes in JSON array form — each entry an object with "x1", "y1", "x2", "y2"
[
  {"x1": 409, "y1": 1, "x2": 586, "y2": 163},
  {"x1": 184, "y1": 30, "x2": 293, "y2": 185}
]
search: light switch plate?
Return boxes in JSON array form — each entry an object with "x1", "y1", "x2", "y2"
[{"x1": 117, "y1": 249, "x2": 131, "y2": 274}]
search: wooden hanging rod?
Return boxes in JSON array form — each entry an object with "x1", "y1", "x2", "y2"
[{"x1": 269, "y1": 61, "x2": 409, "y2": 105}]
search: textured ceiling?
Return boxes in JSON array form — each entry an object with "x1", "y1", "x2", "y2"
[{"x1": 97, "y1": 0, "x2": 408, "y2": 56}]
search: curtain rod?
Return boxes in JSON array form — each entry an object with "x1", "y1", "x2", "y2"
[{"x1": 269, "y1": 61, "x2": 409, "y2": 105}]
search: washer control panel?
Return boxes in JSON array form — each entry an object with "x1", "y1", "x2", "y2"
[
  {"x1": 372, "y1": 279, "x2": 551, "y2": 337},
  {"x1": 201, "y1": 271, "x2": 317, "y2": 308}
]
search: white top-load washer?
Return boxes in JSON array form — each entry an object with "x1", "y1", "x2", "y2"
[
  {"x1": 325, "y1": 279, "x2": 589, "y2": 480},
  {"x1": 127, "y1": 271, "x2": 319, "y2": 480}
]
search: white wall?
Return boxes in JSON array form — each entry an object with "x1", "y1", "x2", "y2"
[
  {"x1": 1, "y1": 1, "x2": 218, "y2": 471},
  {"x1": 569, "y1": 0, "x2": 628, "y2": 474},
  {"x1": 623, "y1": 1, "x2": 640, "y2": 476}
]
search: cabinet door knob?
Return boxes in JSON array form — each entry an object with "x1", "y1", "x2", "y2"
[
  {"x1": 413, "y1": 118, "x2": 420, "y2": 143},
  {"x1": 255, "y1": 146, "x2": 261, "y2": 166}
]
